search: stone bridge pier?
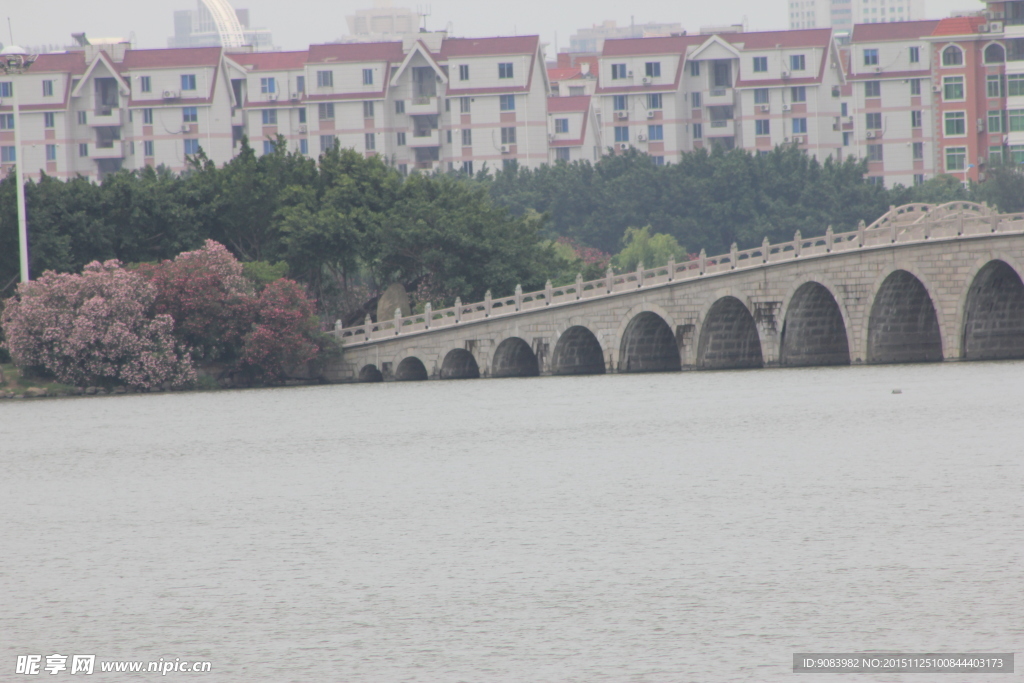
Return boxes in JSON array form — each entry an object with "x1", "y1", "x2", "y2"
[{"x1": 326, "y1": 203, "x2": 1024, "y2": 383}]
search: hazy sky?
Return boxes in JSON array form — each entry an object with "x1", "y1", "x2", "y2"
[{"x1": 6, "y1": 0, "x2": 979, "y2": 53}]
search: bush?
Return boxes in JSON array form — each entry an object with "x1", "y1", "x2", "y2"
[
  {"x1": 240, "y1": 278, "x2": 321, "y2": 382},
  {"x1": 1, "y1": 260, "x2": 194, "y2": 389}
]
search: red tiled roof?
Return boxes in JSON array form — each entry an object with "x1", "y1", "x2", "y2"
[
  {"x1": 548, "y1": 95, "x2": 591, "y2": 112},
  {"x1": 439, "y1": 35, "x2": 539, "y2": 58},
  {"x1": 120, "y1": 47, "x2": 222, "y2": 69},
  {"x1": 727, "y1": 28, "x2": 832, "y2": 49},
  {"x1": 850, "y1": 20, "x2": 941, "y2": 42},
  {"x1": 307, "y1": 42, "x2": 404, "y2": 63},
  {"x1": 26, "y1": 52, "x2": 88, "y2": 75},
  {"x1": 230, "y1": 51, "x2": 308, "y2": 70},
  {"x1": 548, "y1": 67, "x2": 582, "y2": 81},
  {"x1": 603, "y1": 35, "x2": 703, "y2": 56},
  {"x1": 931, "y1": 16, "x2": 985, "y2": 36}
]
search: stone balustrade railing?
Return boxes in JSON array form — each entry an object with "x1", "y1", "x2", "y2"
[{"x1": 333, "y1": 202, "x2": 1024, "y2": 345}]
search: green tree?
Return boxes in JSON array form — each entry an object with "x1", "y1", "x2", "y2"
[{"x1": 612, "y1": 225, "x2": 688, "y2": 271}]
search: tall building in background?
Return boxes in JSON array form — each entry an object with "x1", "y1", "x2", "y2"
[
  {"x1": 169, "y1": 0, "x2": 273, "y2": 50},
  {"x1": 568, "y1": 20, "x2": 685, "y2": 53},
  {"x1": 790, "y1": 0, "x2": 926, "y2": 34},
  {"x1": 340, "y1": 1, "x2": 425, "y2": 43}
]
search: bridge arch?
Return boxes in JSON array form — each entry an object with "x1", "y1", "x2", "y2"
[
  {"x1": 395, "y1": 356, "x2": 429, "y2": 381},
  {"x1": 866, "y1": 268, "x2": 943, "y2": 363},
  {"x1": 358, "y1": 364, "x2": 384, "y2": 383},
  {"x1": 960, "y1": 258, "x2": 1024, "y2": 360},
  {"x1": 552, "y1": 325, "x2": 606, "y2": 375},
  {"x1": 492, "y1": 337, "x2": 540, "y2": 378},
  {"x1": 439, "y1": 348, "x2": 480, "y2": 379},
  {"x1": 616, "y1": 306, "x2": 681, "y2": 373},
  {"x1": 779, "y1": 280, "x2": 851, "y2": 367},
  {"x1": 696, "y1": 295, "x2": 764, "y2": 370}
]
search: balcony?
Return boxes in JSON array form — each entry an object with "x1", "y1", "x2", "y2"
[
  {"x1": 89, "y1": 108, "x2": 122, "y2": 126},
  {"x1": 409, "y1": 129, "x2": 441, "y2": 147},
  {"x1": 407, "y1": 96, "x2": 441, "y2": 115},
  {"x1": 707, "y1": 87, "x2": 733, "y2": 102},
  {"x1": 90, "y1": 141, "x2": 125, "y2": 159},
  {"x1": 708, "y1": 120, "x2": 735, "y2": 136}
]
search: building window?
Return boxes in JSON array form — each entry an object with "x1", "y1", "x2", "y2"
[
  {"x1": 909, "y1": 46, "x2": 920, "y2": 63},
  {"x1": 864, "y1": 48, "x2": 879, "y2": 65},
  {"x1": 791, "y1": 86, "x2": 806, "y2": 102},
  {"x1": 142, "y1": 108, "x2": 153, "y2": 124},
  {"x1": 910, "y1": 78, "x2": 921, "y2": 96},
  {"x1": 460, "y1": 129, "x2": 472, "y2": 145},
  {"x1": 945, "y1": 146, "x2": 966, "y2": 170},
  {"x1": 364, "y1": 132, "x2": 375, "y2": 150},
  {"x1": 459, "y1": 64, "x2": 470, "y2": 81},
  {"x1": 989, "y1": 145, "x2": 1003, "y2": 165},
  {"x1": 362, "y1": 68, "x2": 374, "y2": 85},
  {"x1": 753, "y1": 56, "x2": 767, "y2": 72},
  {"x1": 320, "y1": 134, "x2": 335, "y2": 151},
  {"x1": 78, "y1": 143, "x2": 88, "y2": 157},
  {"x1": 299, "y1": 139, "x2": 308, "y2": 155},
  {"x1": 943, "y1": 76, "x2": 964, "y2": 101},
  {"x1": 184, "y1": 139, "x2": 200, "y2": 155},
  {"x1": 690, "y1": 61, "x2": 700, "y2": 76},
  {"x1": 864, "y1": 81, "x2": 881, "y2": 98},
  {"x1": 44, "y1": 112, "x2": 55, "y2": 128},
  {"x1": 913, "y1": 141, "x2": 924, "y2": 160},
  {"x1": 260, "y1": 77, "x2": 276, "y2": 94},
  {"x1": 554, "y1": 118, "x2": 569, "y2": 133},
  {"x1": 296, "y1": 76, "x2": 305, "y2": 93},
  {"x1": 754, "y1": 88, "x2": 769, "y2": 104},
  {"x1": 181, "y1": 74, "x2": 197, "y2": 91},
  {"x1": 501, "y1": 127, "x2": 517, "y2": 145},
  {"x1": 42, "y1": 80, "x2": 54, "y2": 97},
  {"x1": 647, "y1": 93, "x2": 662, "y2": 110},
  {"x1": 363, "y1": 101, "x2": 374, "y2": 118},
  {"x1": 914, "y1": 174, "x2": 925, "y2": 185},
  {"x1": 140, "y1": 76, "x2": 151, "y2": 93},
  {"x1": 262, "y1": 109, "x2": 277, "y2": 125},
  {"x1": 77, "y1": 111, "x2": 87, "y2": 125},
  {"x1": 867, "y1": 144, "x2": 883, "y2": 162},
  {"x1": 0, "y1": 81, "x2": 11, "y2": 98},
  {"x1": 987, "y1": 75, "x2": 1004, "y2": 98},
  {"x1": 693, "y1": 123, "x2": 703, "y2": 139},
  {"x1": 691, "y1": 92, "x2": 701, "y2": 108},
  {"x1": 612, "y1": 63, "x2": 628, "y2": 80},
  {"x1": 867, "y1": 177, "x2": 884, "y2": 187},
  {"x1": 318, "y1": 103, "x2": 335, "y2": 120},
  {"x1": 1, "y1": 146, "x2": 16, "y2": 163},
  {"x1": 298, "y1": 108, "x2": 306, "y2": 123},
  {"x1": 0, "y1": 114, "x2": 13, "y2": 130},
  {"x1": 843, "y1": 131, "x2": 851, "y2": 146},
  {"x1": 652, "y1": 155, "x2": 665, "y2": 166},
  {"x1": 1012, "y1": 145, "x2": 1024, "y2": 164},
  {"x1": 988, "y1": 110, "x2": 1003, "y2": 133},
  {"x1": 944, "y1": 111, "x2": 966, "y2": 136},
  {"x1": 398, "y1": 163, "x2": 408, "y2": 176},
  {"x1": 984, "y1": 44, "x2": 1005, "y2": 64},
  {"x1": 790, "y1": 54, "x2": 806, "y2": 71},
  {"x1": 394, "y1": 99, "x2": 405, "y2": 115},
  {"x1": 911, "y1": 110, "x2": 922, "y2": 128},
  {"x1": 645, "y1": 62, "x2": 661, "y2": 78},
  {"x1": 941, "y1": 45, "x2": 963, "y2": 67},
  {"x1": 263, "y1": 140, "x2": 275, "y2": 155},
  {"x1": 498, "y1": 62, "x2": 514, "y2": 79},
  {"x1": 792, "y1": 118, "x2": 807, "y2": 134},
  {"x1": 391, "y1": 131, "x2": 403, "y2": 146},
  {"x1": 45, "y1": 144, "x2": 57, "y2": 161},
  {"x1": 446, "y1": 129, "x2": 452, "y2": 144},
  {"x1": 1008, "y1": 74, "x2": 1024, "y2": 97},
  {"x1": 499, "y1": 94, "x2": 516, "y2": 111},
  {"x1": 1010, "y1": 109, "x2": 1024, "y2": 132},
  {"x1": 451, "y1": 97, "x2": 466, "y2": 115},
  {"x1": 317, "y1": 70, "x2": 333, "y2": 88},
  {"x1": 648, "y1": 124, "x2": 663, "y2": 140},
  {"x1": 144, "y1": 140, "x2": 154, "y2": 156},
  {"x1": 183, "y1": 107, "x2": 198, "y2": 123},
  {"x1": 756, "y1": 119, "x2": 770, "y2": 136},
  {"x1": 614, "y1": 126, "x2": 629, "y2": 143},
  {"x1": 555, "y1": 148, "x2": 570, "y2": 162}
]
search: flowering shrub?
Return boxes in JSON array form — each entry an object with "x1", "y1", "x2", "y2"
[
  {"x1": 136, "y1": 240, "x2": 256, "y2": 362},
  {"x1": 240, "y1": 278, "x2": 321, "y2": 381},
  {"x1": 1, "y1": 260, "x2": 194, "y2": 389}
]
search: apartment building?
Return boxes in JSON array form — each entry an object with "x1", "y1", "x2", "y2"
[
  {"x1": 789, "y1": 0, "x2": 925, "y2": 33},
  {"x1": 547, "y1": 95, "x2": 601, "y2": 163}
]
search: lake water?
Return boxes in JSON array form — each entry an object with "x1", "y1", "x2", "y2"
[{"x1": 2, "y1": 362, "x2": 1022, "y2": 682}]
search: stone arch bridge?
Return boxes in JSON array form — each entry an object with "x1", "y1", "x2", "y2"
[{"x1": 326, "y1": 202, "x2": 1024, "y2": 382}]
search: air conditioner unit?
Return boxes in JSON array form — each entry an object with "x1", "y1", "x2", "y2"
[
  {"x1": 759, "y1": 104, "x2": 770, "y2": 113},
  {"x1": 874, "y1": 66, "x2": 882, "y2": 73},
  {"x1": 793, "y1": 135, "x2": 804, "y2": 143},
  {"x1": 500, "y1": 145, "x2": 510, "y2": 154},
  {"x1": 781, "y1": 70, "x2": 791, "y2": 79},
  {"x1": 983, "y1": 9, "x2": 993, "y2": 19},
  {"x1": 298, "y1": 124, "x2": 308, "y2": 133},
  {"x1": 268, "y1": 93, "x2": 279, "y2": 101},
  {"x1": 627, "y1": 70, "x2": 634, "y2": 78},
  {"x1": 618, "y1": 143, "x2": 628, "y2": 150},
  {"x1": 181, "y1": 124, "x2": 194, "y2": 134},
  {"x1": 978, "y1": 23, "x2": 990, "y2": 32},
  {"x1": 782, "y1": 103, "x2": 792, "y2": 111},
  {"x1": 548, "y1": 133, "x2": 555, "y2": 141},
  {"x1": 866, "y1": 131, "x2": 876, "y2": 138},
  {"x1": 932, "y1": 85, "x2": 942, "y2": 93},
  {"x1": 989, "y1": 21, "x2": 1003, "y2": 32},
  {"x1": 642, "y1": 76, "x2": 650, "y2": 84},
  {"x1": 978, "y1": 118, "x2": 986, "y2": 132},
  {"x1": 290, "y1": 92, "x2": 300, "y2": 100},
  {"x1": 637, "y1": 133, "x2": 647, "y2": 141},
  {"x1": 616, "y1": 111, "x2": 628, "y2": 120},
  {"x1": 646, "y1": 110, "x2": 656, "y2": 119},
  {"x1": 162, "y1": 90, "x2": 179, "y2": 99}
]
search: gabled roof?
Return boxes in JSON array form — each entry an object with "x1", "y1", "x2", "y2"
[
  {"x1": 689, "y1": 34, "x2": 741, "y2": 61},
  {"x1": 851, "y1": 20, "x2": 941, "y2": 42},
  {"x1": 727, "y1": 28, "x2": 832, "y2": 49},
  {"x1": 307, "y1": 42, "x2": 405, "y2": 63},
  {"x1": 548, "y1": 95, "x2": 591, "y2": 113},
  {"x1": 548, "y1": 67, "x2": 583, "y2": 81},
  {"x1": 602, "y1": 35, "x2": 703, "y2": 57},
  {"x1": 439, "y1": 35, "x2": 539, "y2": 58},
  {"x1": 26, "y1": 52, "x2": 88, "y2": 75},
  {"x1": 392, "y1": 40, "x2": 448, "y2": 85},
  {"x1": 120, "y1": 47, "x2": 223, "y2": 69},
  {"x1": 931, "y1": 16, "x2": 985, "y2": 36},
  {"x1": 72, "y1": 51, "x2": 132, "y2": 97},
  {"x1": 230, "y1": 51, "x2": 309, "y2": 71}
]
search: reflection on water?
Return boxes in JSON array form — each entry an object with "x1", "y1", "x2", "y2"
[{"x1": 2, "y1": 362, "x2": 1022, "y2": 682}]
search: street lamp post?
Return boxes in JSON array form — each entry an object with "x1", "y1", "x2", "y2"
[{"x1": 2, "y1": 49, "x2": 36, "y2": 284}]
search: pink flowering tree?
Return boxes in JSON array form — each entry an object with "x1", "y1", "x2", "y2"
[
  {"x1": 1, "y1": 260, "x2": 195, "y2": 389},
  {"x1": 240, "y1": 278, "x2": 321, "y2": 382}
]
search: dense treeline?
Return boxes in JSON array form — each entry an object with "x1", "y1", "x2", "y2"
[{"x1": 3, "y1": 140, "x2": 1024, "y2": 320}]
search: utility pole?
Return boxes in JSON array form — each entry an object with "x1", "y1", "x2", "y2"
[{"x1": 1, "y1": 48, "x2": 35, "y2": 283}]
